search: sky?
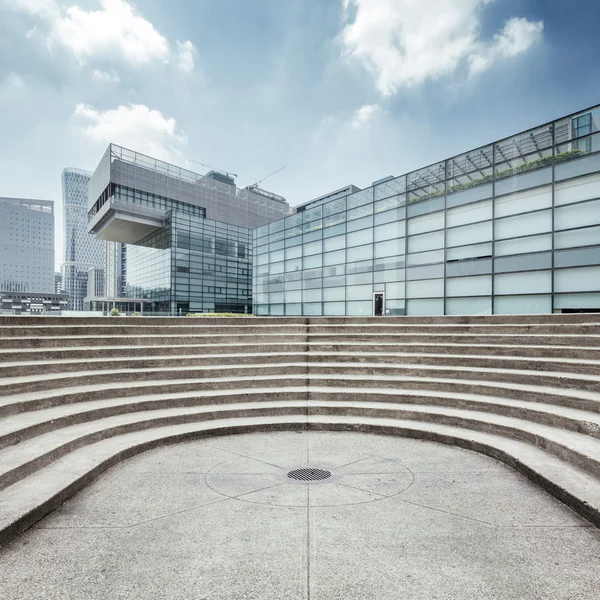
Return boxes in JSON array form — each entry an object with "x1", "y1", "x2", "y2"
[{"x1": 1, "y1": 0, "x2": 599, "y2": 270}]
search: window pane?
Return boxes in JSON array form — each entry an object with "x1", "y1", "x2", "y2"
[
  {"x1": 408, "y1": 211, "x2": 444, "y2": 235},
  {"x1": 303, "y1": 240, "x2": 323, "y2": 256},
  {"x1": 324, "y1": 249, "x2": 346, "y2": 266},
  {"x1": 555, "y1": 199, "x2": 600, "y2": 230},
  {"x1": 406, "y1": 278, "x2": 444, "y2": 298},
  {"x1": 494, "y1": 270, "x2": 551, "y2": 294},
  {"x1": 494, "y1": 186, "x2": 552, "y2": 218},
  {"x1": 346, "y1": 301, "x2": 372, "y2": 315},
  {"x1": 494, "y1": 234, "x2": 552, "y2": 256},
  {"x1": 406, "y1": 298, "x2": 444, "y2": 315},
  {"x1": 494, "y1": 295, "x2": 551, "y2": 314},
  {"x1": 446, "y1": 275, "x2": 492, "y2": 297},
  {"x1": 494, "y1": 210, "x2": 552, "y2": 240},
  {"x1": 323, "y1": 287, "x2": 345, "y2": 301},
  {"x1": 446, "y1": 297, "x2": 492, "y2": 315},
  {"x1": 555, "y1": 226, "x2": 600, "y2": 249},
  {"x1": 347, "y1": 228, "x2": 374, "y2": 247},
  {"x1": 446, "y1": 199, "x2": 492, "y2": 227},
  {"x1": 374, "y1": 220, "x2": 406, "y2": 241},
  {"x1": 447, "y1": 221, "x2": 492, "y2": 246},
  {"x1": 408, "y1": 230, "x2": 444, "y2": 253},
  {"x1": 555, "y1": 173, "x2": 600, "y2": 206},
  {"x1": 375, "y1": 239, "x2": 405, "y2": 258},
  {"x1": 554, "y1": 266, "x2": 600, "y2": 293},
  {"x1": 347, "y1": 244, "x2": 373, "y2": 261}
]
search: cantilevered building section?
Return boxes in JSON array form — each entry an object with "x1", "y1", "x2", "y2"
[
  {"x1": 87, "y1": 144, "x2": 293, "y2": 314},
  {"x1": 253, "y1": 104, "x2": 600, "y2": 317}
]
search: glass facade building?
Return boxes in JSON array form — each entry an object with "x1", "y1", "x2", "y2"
[
  {"x1": 253, "y1": 105, "x2": 600, "y2": 316},
  {"x1": 88, "y1": 144, "x2": 292, "y2": 314},
  {"x1": 0, "y1": 197, "x2": 54, "y2": 294},
  {"x1": 62, "y1": 168, "x2": 106, "y2": 310}
]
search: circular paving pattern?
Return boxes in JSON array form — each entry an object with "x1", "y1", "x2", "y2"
[{"x1": 204, "y1": 451, "x2": 415, "y2": 507}]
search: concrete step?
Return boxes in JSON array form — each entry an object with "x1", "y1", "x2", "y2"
[
  {"x1": 2, "y1": 373, "x2": 599, "y2": 419},
  {"x1": 2, "y1": 342, "x2": 600, "y2": 364},
  {"x1": 2, "y1": 414, "x2": 600, "y2": 547},
  {"x1": 5, "y1": 351, "x2": 600, "y2": 378},
  {"x1": 3, "y1": 361, "x2": 600, "y2": 397},
  {"x1": 2, "y1": 332, "x2": 600, "y2": 349},
  {"x1": 1, "y1": 387, "x2": 599, "y2": 451},
  {"x1": 2, "y1": 398, "x2": 600, "y2": 491}
]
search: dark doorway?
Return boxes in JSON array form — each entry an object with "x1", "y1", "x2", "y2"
[{"x1": 374, "y1": 293, "x2": 385, "y2": 317}]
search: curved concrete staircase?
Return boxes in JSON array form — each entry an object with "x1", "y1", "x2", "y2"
[{"x1": 1, "y1": 313, "x2": 600, "y2": 544}]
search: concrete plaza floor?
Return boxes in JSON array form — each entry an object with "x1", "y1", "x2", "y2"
[{"x1": 1, "y1": 431, "x2": 599, "y2": 599}]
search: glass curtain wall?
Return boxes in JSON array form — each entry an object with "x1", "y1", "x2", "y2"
[{"x1": 253, "y1": 105, "x2": 600, "y2": 316}]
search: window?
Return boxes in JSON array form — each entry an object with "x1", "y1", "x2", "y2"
[{"x1": 573, "y1": 113, "x2": 592, "y2": 152}]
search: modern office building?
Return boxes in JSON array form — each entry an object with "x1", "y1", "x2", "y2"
[
  {"x1": 87, "y1": 144, "x2": 293, "y2": 314},
  {"x1": 0, "y1": 290, "x2": 68, "y2": 314},
  {"x1": 0, "y1": 197, "x2": 54, "y2": 294},
  {"x1": 62, "y1": 168, "x2": 106, "y2": 310},
  {"x1": 253, "y1": 104, "x2": 600, "y2": 316},
  {"x1": 54, "y1": 272, "x2": 63, "y2": 294}
]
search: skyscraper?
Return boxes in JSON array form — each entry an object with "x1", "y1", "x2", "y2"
[
  {"x1": 0, "y1": 196, "x2": 54, "y2": 293},
  {"x1": 62, "y1": 168, "x2": 105, "y2": 310}
]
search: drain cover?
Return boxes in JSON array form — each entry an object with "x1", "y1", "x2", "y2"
[{"x1": 287, "y1": 468, "x2": 333, "y2": 482}]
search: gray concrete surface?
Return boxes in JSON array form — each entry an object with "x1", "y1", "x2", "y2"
[{"x1": 1, "y1": 431, "x2": 599, "y2": 600}]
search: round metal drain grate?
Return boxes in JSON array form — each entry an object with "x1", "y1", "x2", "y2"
[{"x1": 287, "y1": 468, "x2": 333, "y2": 482}]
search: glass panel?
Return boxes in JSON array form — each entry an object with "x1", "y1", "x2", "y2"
[
  {"x1": 555, "y1": 226, "x2": 600, "y2": 249},
  {"x1": 285, "y1": 246, "x2": 302, "y2": 260},
  {"x1": 346, "y1": 284, "x2": 372, "y2": 301},
  {"x1": 406, "y1": 278, "x2": 444, "y2": 298},
  {"x1": 347, "y1": 244, "x2": 373, "y2": 262},
  {"x1": 446, "y1": 275, "x2": 492, "y2": 297},
  {"x1": 554, "y1": 293, "x2": 600, "y2": 309},
  {"x1": 375, "y1": 239, "x2": 405, "y2": 258},
  {"x1": 324, "y1": 213, "x2": 346, "y2": 228},
  {"x1": 346, "y1": 301, "x2": 372, "y2": 315},
  {"x1": 445, "y1": 258, "x2": 492, "y2": 277},
  {"x1": 446, "y1": 243, "x2": 492, "y2": 261},
  {"x1": 303, "y1": 206, "x2": 322, "y2": 223},
  {"x1": 494, "y1": 270, "x2": 551, "y2": 294},
  {"x1": 324, "y1": 249, "x2": 346, "y2": 266},
  {"x1": 347, "y1": 188, "x2": 373, "y2": 209},
  {"x1": 346, "y1": 215, "x2": 373, "y2": 233},
  {"x1": 374, "y1": 176, "x2": 406, "y2": 200},
  {"x1": 406, "y1": 249, "x2": 444, "y2": 266},
  {"x1": 347, "y1": 228, "x2": 374, "y2": 247},
  {"x1": 285, "y1": 303, "x2": 302, "y2": 315},
  {"x1": 303, "y1": 302, "x2": 322, "y2": 316},
  {"x1": 303, "y1": 288, "x2": 322, "y2": 302},
  {"x1": 386, "y1": 282, "x2": 405, "y2": 299},
  {"x1": 555, "y1": 247, "x2": 600, "y2": 268},
  {"x1": 494, "y1": 210, "x2": 552, "y2": 240},
  {"x1": 555, "y1": 150, "x2": 600, "y2": 182},
  {"x1": 495, "y1": 167, "x2": 552, "y2": 195},
  {"x1": 494, "y1": 186, "x2": 552, "y2": 218},
  {"x1": 408, "y1": 231, "x2": 444, "y2": 253},
  {"x1": 303, "y1": 240, "x2": 323, "y2": 256},
  {"x1": 446, "y1": 297, "x2": 492, "y2": 315},
  {"x1": 555, "y1": 172, "x2": 600, "y2": 206},
  {"x1": 323, "y1": 301, "x2": 345, "y2": 315},
  {"x1": 285, "y1": 258, "x2": 302, "y2": 272},
  {"x1": 494, "y1": 234, "x2": 552, "y2": 256},
  {"x1": 408, "y1": 211, "x2": 445, "y2": 235},
  {"x1": 447, "y1": 144, "x2": 493, "y2": 194},
  {"x1": 347, "y1": 204, "x2": 373, "y2": 221},
  {"x1": 407, "y1": 160, "x2": 446, "y2": 204},
  {"x1": 323, "y1": 196, "x2": 347, "y2": 216},
  {"x1": 303, "y1": 254, "x2": 322, "y2": 269},
  {"x1": 374, "y1": 221, "x2": 406, "y2": 241},
  {"x1": 375, "y1": 195, "x2": 406, "y2": 214},
  {"x1": 374, "y1": 206, "x2": 405, "y2": 225},
  {"x1": 284, "y1": 290, "x2": 302, "y2": 303},
  {"x1": 346, "y1": 272, "x2": 372, "y2": 285},
  {"x1": 446, "y1": 221, "x2": 492, "y2": 246},
  {"x1": 406, "y1": 264, "x2": 444, "y2": 280},
  {"x1": 269, "y1": 249, "x2": 284, "y2": 263},
  {"x1": 555, "y1": 199, "x2": 600, "y2": 230},
  {"x1": 446, "y1": 200, "x2": 492, "y2": 229},
  {"x1": 323, "y1": 223, "x2": 346, "y2": 238},
  {"x1": 406, "y1": 298, "x2": 444, "y2": 315},
  {"x1": 494, "y1": 295, "x2": 552, "y2": 314},
  {"x1": 494, "y1": 252, "x2": 552, "y2": 273},
  {"x1": 324, "y1": 287, "x2": 345, "y2": 301},
  {"x1": 554, "y1": 266, "x2": 600, "y2": 293}
]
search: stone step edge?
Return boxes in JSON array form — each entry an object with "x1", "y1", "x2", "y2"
[
  {"x1": 4, "y1": 361, "x2": 600, "y2": 388},
  {"x1": 3, "y1": 351, "x2": 600, "y2": 371},
  {"x1": 2, "y1": 400, "x2": 600, "y2": 492},
  {"x1": 1, "y1": 415, "x2": 599, "y2": 547},
  {"x1": 1, "y1": 390, "x2": 600, "y2": 451},
  {"x1": 2, "y1": 374, "x2": 600, "y2": 418}
]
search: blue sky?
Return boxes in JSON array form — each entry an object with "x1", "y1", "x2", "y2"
[{"x1": 1, "y1": 0, "x2": 599, "y2": 269}]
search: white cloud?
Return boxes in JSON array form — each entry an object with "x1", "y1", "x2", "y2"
[
  {"x1": 469, "y1": 17, "x2": 544, "y2": 76},
  {"x1": 73, "y1": 103, "x2": 188, "y2": 163},
  {"x1": 351, "y1": 104, "x2": 382, "y2": 129},
  {"x1": 7, "y1": 0, "x2": 196, "y2": 73},
  {"x1": 177, "y1": 40, "x2": 195, "y2": 74},
  {"x1": 92, "y1": 69, "x2": 120, "y2": 84},
  {"x1": 0, "y1": 73, "x2": 26, "y2": 98},
  {"x1": 340, "y1": 0, "x2": 543, "y2": 96}
]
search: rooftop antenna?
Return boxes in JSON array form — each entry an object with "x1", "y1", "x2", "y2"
[
  {"x1": 243, "y1": 166, "x2": 286, "y2": 190},
  {"x1": 187, "y1": 158, "x2": 238, "y2": 179}
]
